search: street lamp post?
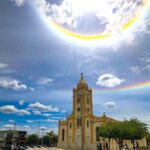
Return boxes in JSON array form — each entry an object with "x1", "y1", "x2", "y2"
[{"x1": 41, "y1": 128, "x2": 45, "y2": 146}]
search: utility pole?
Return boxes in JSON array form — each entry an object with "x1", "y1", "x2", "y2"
[
  {"x1": 11, "y1": 122, "x2": 16, "y2": 150},
  {"x1": 41, "y1": 128, "x2": 45, "y2": 146},
  {"x1": 38, "y1": 121, "x2": 41, "y2": 139}
]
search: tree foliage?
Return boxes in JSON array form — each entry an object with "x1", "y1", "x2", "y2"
[
  {"x1": 98, "y1": 118, "x2": 147, "y2": 150},
  {"x1": 40, "y1": 131, "x2": 58, "y2": 146},
  {"x1": 27, "y1": 134, "x2": 39, "y2": 145}
]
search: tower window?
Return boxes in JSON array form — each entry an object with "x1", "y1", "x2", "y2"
[
  {"x1": 87, "y1": 120, "x2": 89, "y2": 128},
  {"x1": 77, "y1": 118, "x2": 81, "y2": 126},
  {"x1": 87, "y1": 108, "x2": 90, "y2": 112},
  {"x1": 77, "y1": 97, "x2": 81, "y2": 104},
  {"x1": 77, "y1": 107, "x2": 81, "y2": 112},
  {"x1": 62, "y1": 129, "x2": 65, "y2": 141},
  {"x1": 87, "y1": 97, "x2": 89, "y2": 104},
  {"x1": 70, "y1": 122, "x2": 72, "y2": 129}
]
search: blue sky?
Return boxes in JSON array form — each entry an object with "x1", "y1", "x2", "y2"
[{"x1": 0, "y1": 0, "x2": 150, "y2": 134}]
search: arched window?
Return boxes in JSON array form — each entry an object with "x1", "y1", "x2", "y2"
[
  {"x1": 87, "y1": 120, "x2": 89, "y2": 128},
  {"x1": 77, "y1": 97, "x2": 81, "y2": 104},
  {"x1": 70, "y1": 122, "x2": 72, "y2": 129},
  {"x1": 77, "y1": 107, "x2": 81, "y2": 112},
  {"x1": 96, "y1": 127, "x2": 100, "y2": 142},
  {"x1": 62, "y1": 129, "x2": 65, "y2": 141},
  {"x1": 87, "y1": 97, "x2": 89, "y2": 104},
  {"x1": 77, "y1": 118, "x2": 81, "y2": 126}
]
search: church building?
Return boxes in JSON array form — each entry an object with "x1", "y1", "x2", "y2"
[{"x1": 57, "y1": 74, "x2": 146, "y2": 150}]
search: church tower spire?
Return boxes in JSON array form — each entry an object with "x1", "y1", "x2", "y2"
[{"x1": 77, "y1": 73, "x2": 88, "y2": 89}]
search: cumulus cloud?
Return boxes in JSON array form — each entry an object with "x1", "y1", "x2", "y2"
[
  {"x1": 28, "y1": 102, "x2": 59, "y2": 112},
  {"x1": 37, "y1": 77, "x2": 54, "y2": 85},
  {"x1": 19, "y1": 109, "x2": 31, "y2": 115},
  {"x1": 0, "y1": 63, "x2": 8, "y2": 69},
  {"x1": 104, "y1": 101, "x2": 116, "y2": 108},
  {"x1": 32, "y1": 110, "x2": 41, "y2": 115},
  {"x1": 23, "y1": 125, "x2": 31, "y2": 130},
  {"x1": 19, "y1": 100, "x2": 25, "y2": 105},
  {"x1": 96, "y1": 74, "x2": 125, "y2": 88},
  {"x1": 0, "y1": 105, "x2": 31, "y2": 115},
  {"x1": 3, "y1": 124, "x2": 16, "y2": 129},
  {"x1": 10, "y1": 0, "x2": 26, "y2": 7},
  {"x1": 2, "y1": 124, "x2": 31, "y2": 131},
  {"x1": 0, "y1": 78, "x2": 27, "y2": 90}
]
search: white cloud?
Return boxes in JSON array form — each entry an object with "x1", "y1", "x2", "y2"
[
  {"x1": 140, "y1": 56, "x2": 150, "y2": 63},
  {"x1": 51, "y1": 116, "x2": 62, "y2": 119},
  {"x1": 8, "y1": 119, "x2": 15, "y2": 123},
  {"x1": 2, "y1": 124, "x2": 31, "y2": 131},
  {"x1": 61, "y1": 110, "x2": 67, "y2": 113},
  {"x1": 19, "y1": 109, "x2": 31, "y2": 115},
  {"x1": 10, "y1": 0, "x2": 26, "y2": 7},
  {"x1": 0, "y1": 105, "x2": 31, "y2": 115},
  {"x1": 144, "y1": 64, "x2": 150, "y2": 72},
  {"x1": 29, "y1": 87, "x2": 35, "y2": 91},
  {"x1": 128, "y1": 66, "x2": 141, "y2": 74},
  {"x1": 32, "y1": 110, "x2": 41, "y2": 115},
  {"x1": 3, "y1": 124, "x2": 15, "y2": 129},
  {"x1": 0, "y1": 63, "x2": 8, "y2": 69},
  {"x1": 104, "y1": 101, "x2": 116, "y2": 108},
  {"x1": 19, "y1": 100, "x2": 25, "y2": 105},
  {"x1": 23, "y1": 125, "x2": 31, "y2": 130},
  {"x1": 96, "y1": 74, "x2": 125, "y2": 88},
  {"x1": 42, "y1": 113, "x2": 52, "y2": 117},
  {"x1": 0, "y1": 105, "x2": 18, "y2": 114},
  {"x1": 46, "y1": 119, "x2": 58, "y2": 123},
  {"x1": 37, "y1": 77, "x2": 54, "y2": 85},
  {"x1": 0, "y1": 78, "x2": 27, "y2": 90},
  {"x1": 28, "y1": 102, "x2": 59, "y2": 112},
  {"x1": 26, "y1": 120, "x2": 34, "y2": 123}
]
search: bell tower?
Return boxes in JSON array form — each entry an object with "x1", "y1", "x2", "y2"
[{"x1": 72, "y1": 73, "x2": 93, "y2": 123}]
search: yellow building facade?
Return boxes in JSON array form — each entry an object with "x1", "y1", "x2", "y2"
[{"x1": 58, "y1": 74, "x2": 146, "y2": 150}]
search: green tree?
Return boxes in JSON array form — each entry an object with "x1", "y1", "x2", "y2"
[
  {"x1": 98, "y1": 119, "x2": 147, "y2": 150},
  {"x1": 42, "y1": 131, "x2": 58, "y2": 146},
  {"x1": 43, "y1": 135, "x2": 50, "y2": 145},
  {"x1": 27, "y1": 134, "x2": 39, "y2": 145},
  {"x1": 123, "y1": 119, "x2": 147, "y2": 149},
  {"x1": 47, "y1": 131, "x2": 58, "y2": 146},
  {"x1": 146, "y1": 132, "x2": 150, "y2": 147}
]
